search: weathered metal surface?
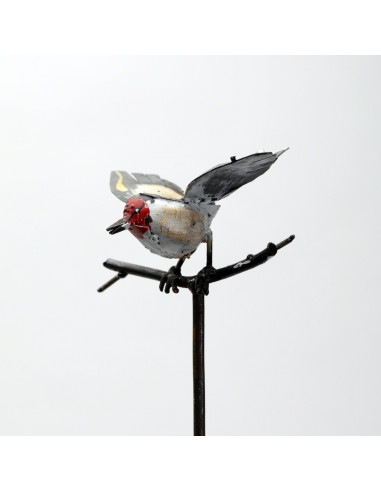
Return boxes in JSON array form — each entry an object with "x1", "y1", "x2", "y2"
[
  {"x1": 108, "y1": 197, "x2": 219, "y2": 259},
  {"x1": 184, "y1": 149, "x2": 288, "y2": 201},
  {"x1": 143, "y1": 199, "x2": 218, "y2": 259},
  {"x1": 106, "y1": 149, "x2": 287, "y2": 262},
  {"x1": 110, "y1": 171, "x2": 184, "y2": 201}
]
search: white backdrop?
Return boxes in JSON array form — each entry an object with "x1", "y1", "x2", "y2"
[{"x1": 0, "y1": 56, "x2": 380, "y2": 435}]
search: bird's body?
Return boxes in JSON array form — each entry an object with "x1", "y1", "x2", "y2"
[
  {"x1": 107, "y1": 149, "x2": 288, "y2": 291},
  {"x1": 127, "y1": 197, "x2": 219, "y2": 259}
]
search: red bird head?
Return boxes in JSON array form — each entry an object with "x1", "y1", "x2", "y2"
[{"x1": 107, "y1": 198, "x2": 152, "y2": 239}]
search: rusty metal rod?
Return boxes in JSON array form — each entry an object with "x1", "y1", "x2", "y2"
[
  {"x1": 192, "y1": 292, "x2": 205, "y2": 436},
  {"x1": 98, "y1": 234, "x2": 295, "y2": 436},
  {"x1": 100, "y1": 235, "x2": 295, "y2": 290},
  {"x1": 97, "y1": 272, "x2": 128, "y2": 292},
  {"x1": 101, "y1": 260, "x2": 166, "y2": 282}
]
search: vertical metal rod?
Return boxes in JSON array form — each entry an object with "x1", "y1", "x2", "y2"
[
  {"x1": 192, "y1": 291, "x2": 205, "y2": 436},
  {"x1": 206, "y1": 232, "x2": 213, "y2": 267}
]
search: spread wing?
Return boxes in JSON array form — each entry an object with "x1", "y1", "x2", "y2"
[
  {"x1": 184, "y1": 149, "x2": 288, "y2": 201},
  {"x1": 110, "y1": 171, "x2": 184, "y2": 202}
]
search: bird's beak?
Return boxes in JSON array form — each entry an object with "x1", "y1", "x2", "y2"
[{"x1": 106, "y1": 218, "x2": 127, "y2": 235}]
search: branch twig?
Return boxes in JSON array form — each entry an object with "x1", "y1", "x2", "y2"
[{"x1": 98, "y1": 235, "x2": 295, "y2": 292}]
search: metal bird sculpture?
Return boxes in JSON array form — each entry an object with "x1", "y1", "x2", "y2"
[{"x1": 107, "y1": 149, "x2": 288, "y2": 294}]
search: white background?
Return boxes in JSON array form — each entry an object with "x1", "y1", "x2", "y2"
[{"x1": 0, "y1": 56, "x2": 380, "y2": 435}]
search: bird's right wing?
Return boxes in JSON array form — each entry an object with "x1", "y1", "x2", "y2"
[
  {"x1": 184, "y1": 149, "x2": 288, "y2": 202},
  {"x1": 110, "y1": 171, "x2": 184, "y2": 202}
]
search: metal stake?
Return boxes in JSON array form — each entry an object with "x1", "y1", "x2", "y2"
[
  {"x1": 192, "y1": 292, "x2": 205, "y2": 436},
  {"x1": 98, "y1": 235, "x2": 295, "y2": 435}
]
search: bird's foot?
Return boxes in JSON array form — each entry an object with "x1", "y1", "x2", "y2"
[
  {"x1": 159, "y1": 266, "x2": 182, "y2": 294},
  {"x1": 193, "y1": 266, "x2": 216, "y2": 296}
]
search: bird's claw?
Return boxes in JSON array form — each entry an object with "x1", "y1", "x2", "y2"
[
  {"x1": 194, "y1": 266, "x2": 216, "y2": 296},
  {"x1": 159, "y1": 266, "x2": 182, "y2": 294}
]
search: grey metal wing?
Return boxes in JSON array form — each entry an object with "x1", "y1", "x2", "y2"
[
  {"x1": 184, "y1": 149, "x2": 288, "y2": 201},
  {"x1": 110, "y1": 171, "x2": 184, "y2": 202}
]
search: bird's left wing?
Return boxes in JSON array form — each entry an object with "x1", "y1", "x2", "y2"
[
  {"x1": 184, "y1": 149, "x2": 288, "y2": 202},
  {"x1": 110, "y1": 171, "x2": 184, "y2": 202}
]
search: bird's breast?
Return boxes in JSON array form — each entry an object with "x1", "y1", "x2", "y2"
[
  {"x1": 135, "y1": 199, "x2": 211, "y2": 259},
  {"x1": 151, "y1": 201, "x2": 206, "y2": 241}
]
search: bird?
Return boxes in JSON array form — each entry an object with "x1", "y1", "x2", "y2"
[{"x1": 107, "y1": 148, "x2": 288, "y2": 294}]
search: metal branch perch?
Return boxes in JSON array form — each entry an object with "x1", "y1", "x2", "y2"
[{"x1": 98, "y1": 234, "x2": 295, "y2": 436}]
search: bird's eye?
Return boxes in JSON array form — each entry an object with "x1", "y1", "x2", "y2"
[{"x1": 135, "y1": 208, "x2": 139, "y2": 213}]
